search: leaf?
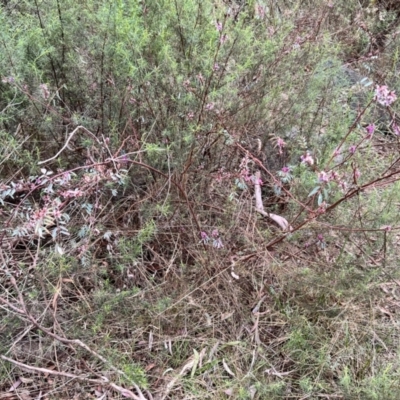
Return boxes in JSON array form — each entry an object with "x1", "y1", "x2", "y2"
[
  {"x1": 8, "y1": 378, "x2": 21, "y2": 391},
  {"x1": 317, "y1": 192, "x2": 323, "y2": 206},
  {"x1": 308, "y1": 186, "x2": 320, "y2": 197},
  {"x1": 222, "y1": 359, "x2": 235, "y2": 377},
  {"x1": 55, "y1": 243, "x2": 64, "y2": 255},
  {"x1": 360, "y1": 77, "x2": 373, "y2": 87},
  {"x1": 19, "y1": 377, "x2": 33, "y2": 384},
  {"x1": 221, "y1": 311, "x2": 235, "y2": 321}
]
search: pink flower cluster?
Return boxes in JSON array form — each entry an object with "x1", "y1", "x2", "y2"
[
  {"x1": 301, "y1": 152, "x2": 314, "y2": 166},
  {"x1": 316, "y1": 170, "x2": 348, "y2": 192},
  {"x1": 275, "y1": 137, "x2": 286, "y2": 155},
  {"x1": 365, "y1": 124, "x2": 375, "y2": 138},
  {"x1": 374, "y1": 85, "x2": 397, "y2": 106}
]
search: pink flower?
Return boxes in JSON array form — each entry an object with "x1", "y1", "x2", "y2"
[
  {"x1": 393, "y1": 124, "x2": 400, "y2": 136},
  {"x1": 375, "y1": 85, "x2": 397, "y2": 106},
  {"x1": 211, "y1": 229, "x2": 219, "y2": 238},
  {"x1": 365, "y1": 124, "x2": 375, "y2": 138},
  {"x1": 220, "y1": 34, "x2": 228, "y2": 44},
  {"x1": 301, "y1": 152, "x2": 314, "y2": 166},
  {"x1": 213, "y1": 63, "x2": 220, "y2": 71},
  {"x1": 318, "y1": 171, "x2": 330, "y2": 183},
  {"x1": 274, "y1": 137, "x2": 286, "y2": 155},
  {"x1": 349, "y1": 145, "x2": 356, "y2": 154},
  {"x1": 256, "y1": 5, "x2": 265, "y2": 19},
  {"x1": 205, "y1": 102, "x2": 215, "y2": 111},
  {"x1": 215, "y1": 21, "x2": 223, "y2": 32},
  {"x1": 200, "y1": 231, "x2": 210, "y2": 244}
]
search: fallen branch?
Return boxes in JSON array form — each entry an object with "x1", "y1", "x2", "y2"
[{"x1": 254, "y1": 171, "x2": 292, "y2": 231}]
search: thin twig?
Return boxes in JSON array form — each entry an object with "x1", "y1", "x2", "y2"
[{"x1": 38, "y1": 125, "x2": 101, "y2": 165}]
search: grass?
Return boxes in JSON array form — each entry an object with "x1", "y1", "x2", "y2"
[{"x1": 3, "y1": 0, "x2": 400, "y2": 398}]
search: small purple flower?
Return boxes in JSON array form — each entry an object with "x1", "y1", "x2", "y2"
[
  {"x1": 365, "y1": 123, "x2": 375, "y2": 138},
  {"x1": 277, "y1": 166, "x2": 292, "y2": 183},
  {"x1": 200, "y1": 231, "x2": 210, "y2": 244},
  {"x1": 215, "y1": 21, "x2": 223, "y2": 32},
  {"x1": 205, "y1": 102, "x2": 215, "y2": 111},
  {"x1": 213, "y1": 63, "x2": 220, "y2": 71},
  {"x1": 275, "y1": 137, "x2": 286, "y2": 155},
  {"x1": 316, "y1": 234, "x2": 326, "y2": 249},
  {"x1": 211, "y1": 229, "x2": 219, "y2": 238},
  {"x1": 301, "y1": 152, "x2": 314, "y2": 166},
  {"x1": 375, "y1": 85, "x2": 397, "y2": 106},
  {"x1": 349, "y1": 145, "x2": 356, "y2": 154},
  {"x1": 318, "y1": 171, "x2": 330, "y2": 183}
]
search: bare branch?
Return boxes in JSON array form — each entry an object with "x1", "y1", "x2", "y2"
[{"x1": 254, "y1": 171, "x2": 292, "y2": 231}]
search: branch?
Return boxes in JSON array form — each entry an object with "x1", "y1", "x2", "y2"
[
  {"x1": 38, "y1": 125, "x2": 101, "y2": 165},
  {"x1": 254, "y1": 171, "x2": 292, "y2": 231}
]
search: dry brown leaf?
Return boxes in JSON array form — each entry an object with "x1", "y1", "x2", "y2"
[{"x1": 220, "y1": 311, "x2": 234, "y2": 321}]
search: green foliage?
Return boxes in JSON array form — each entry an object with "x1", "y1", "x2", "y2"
[{"x1": 3, "y1": 0, "x2": 400, "y2": 398}]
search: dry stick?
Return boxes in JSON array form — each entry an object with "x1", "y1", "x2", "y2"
[
  {"x1": 235, "y1": 142, "x2": 313, "y2": 213},
  {"x1": 38, "y1": 125, "x2": 101, "y2": 165},
  {"x1": 254, "y1": 171, "x2": 292, "y2": 232},
  {"x1": 1, "y1": 276, "x2": 148, "y2": 400},
  {"x1": 0, "y1": 355, "x2": 140, "y2": 400}
]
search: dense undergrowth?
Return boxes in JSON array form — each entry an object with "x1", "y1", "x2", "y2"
[{"x1": 2, "y1": 0, "x2": 400, "y2": 399}]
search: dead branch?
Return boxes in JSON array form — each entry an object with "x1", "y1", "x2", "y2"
[{"x1": 254, "y1": 171, "x2": 292, "y2": 231}]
